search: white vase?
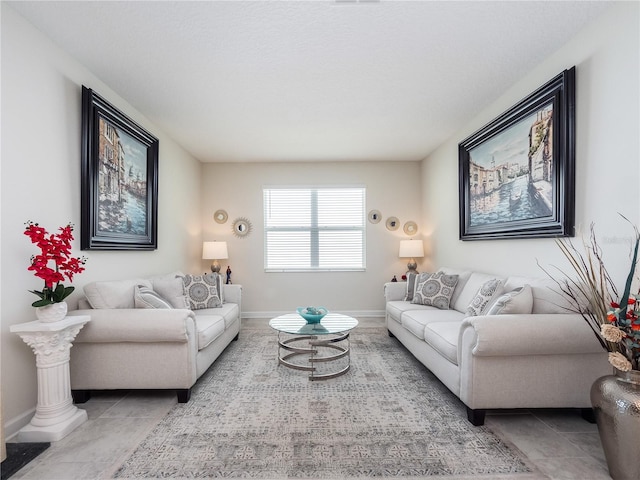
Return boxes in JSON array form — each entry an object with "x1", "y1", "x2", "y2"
[{"x1": 35, "y1": 302, "x2": 68, "y2": 323}]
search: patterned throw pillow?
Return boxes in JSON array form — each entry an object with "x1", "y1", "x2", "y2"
[
  {"x1": 411, "y1": 271, "x2": 459, "y2": 310},
  {"x1": 134, "y1": 285, "x2": 173, "y2": 309},
  {"x1": 486, "y1": 285, "x2": 534, "y2": 315},
  {"x1": 466, "y1": 279, "x2": 503, "y2": 316},
  {"x1": 182, "y1": 274, "x2": 222, "y2": 310},
  {"x1": 405, "y1": 272, "x2": 433, "y2": 301}
]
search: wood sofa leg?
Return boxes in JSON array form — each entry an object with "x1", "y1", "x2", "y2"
[
  {"x1": 580, "y1": 408, "x2": 596, "y2": 423},
  {"x1": 388, "y1": 329, "x2": 395, "y2": 338},
  {"x1": 233, "y1": 333, "x2": 239, "y2": 341},
  {"x1": 177, "y1": 389, "x2": 191, "y2": 403},
  {"x1": 71, "y1": 390, "x2": 91, "y2": 404},
  {"x1": 466, "y1": 407, "x2": 486, "y2": 426}
]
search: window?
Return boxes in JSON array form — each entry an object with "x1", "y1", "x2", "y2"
[{"x1": 264, "y1": 187, "x2": 366, "y2": 272}]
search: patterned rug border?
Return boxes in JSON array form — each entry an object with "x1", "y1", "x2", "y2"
[{"x1": 113, "y1": 321, "x2": 543, "y2": 479}]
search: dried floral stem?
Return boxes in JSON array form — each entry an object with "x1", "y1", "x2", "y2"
[{"x1": 539, "y1": 215, "x2": 640, "y2": 370}]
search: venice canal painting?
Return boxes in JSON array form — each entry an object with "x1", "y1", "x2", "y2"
[
  {"x1": 468, "y1": 103, "x2": 554, "y2": 227},
  {"x1": 97, "y1": 116, "x2": 148, "y2": 236}
]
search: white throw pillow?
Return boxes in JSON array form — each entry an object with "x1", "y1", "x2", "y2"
[
  {"x1": 84, "y1": 278, "x2": 152, "y2": 309},
  {"x1": 150, "y1": 272, "x2": 189, "y2": 309},
  {"x1": 466, "y1": 279, "x2": 503, "y2": 316},
  {"x1": 486, "y1": 285, "x2": 534, "y2": 315},
  {"x1": 411, "y1": 271, "x2": 459, "y2": 310},
  {"x1": 134, "y1": 285, "x2": 173, "y2": 309}
]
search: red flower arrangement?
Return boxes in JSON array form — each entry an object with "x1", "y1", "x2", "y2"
[{"x1": 24, "y1": 221, "x2": 87, "y2": 307}]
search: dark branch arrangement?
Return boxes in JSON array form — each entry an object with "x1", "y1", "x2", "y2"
[{"x1": 539, "y1": 216, "x2": 640, "y2": 371}]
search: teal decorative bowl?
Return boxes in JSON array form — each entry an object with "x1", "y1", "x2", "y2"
[{"x1": 296, "y1": 306, "x2": 328, "y2": 324}]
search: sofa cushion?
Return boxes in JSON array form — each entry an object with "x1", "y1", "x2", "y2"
[
  {"x1": 466, "y1": 278, "x2": 503, "y2": 316},
  {"x1": 386, "y1": 301, "x2": 432, "y2": 323},
  {"x1": 181, "y1": 274, "x2": 222, "y2": 310},
  {"x1": 503, "y1": 276, "x2": 572, "y2": 314},
  {"x1": 134, "y1": 285, "x2": 173, "y2": 309},
  {"x1": 453, "y1": 272, "x2": 505, "y2": 314},
  {"x1": 150, "y1": 272, "x2": 189, "y2": 309},
  {"x1": 424, "y1": 321, "x2": 461, "y2": 365},
  {"x1": 84, "y1": 278, "x2": 152, "y2": 309},
  {"x1": 195, "y1": 303, "x2": 239, "y2": 330},
  {"x1": 194, "y1": 315, "x2": 226, "y2": 350},
  {"x1": 402, "y1": 308, "x2": 465, "y2": 340},
  {"x1": 411, "y1": 271, "x2": 459, "y2": 310},
  {"x1": 487, "y1": 285, "x2": 534, "y2": 315}
]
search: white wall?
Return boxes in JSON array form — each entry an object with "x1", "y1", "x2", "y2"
[
  {"x1": 422, "y1": 2, "x2": 640, "y2": 287},
  {"x1": 4, "y1": 0, "x2": 635, "y2": 440},
  {"x1": 1, "y1": 5, "x2": 203, "y2": 436},
  {"x1": 201, "y1": 161, "x2": 423, "y2": 315}
]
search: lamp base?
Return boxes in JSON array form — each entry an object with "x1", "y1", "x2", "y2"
[
  {"x1": 406, "y1": 259, "x2": 418, "y2": 276},
  {"x1": 210, "y1": 261, "x2": 221, "y2": 274}
]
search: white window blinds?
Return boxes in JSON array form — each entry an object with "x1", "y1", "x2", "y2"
[{"x1": 263, "y1": 187, "x2": 366, "y2": 271}]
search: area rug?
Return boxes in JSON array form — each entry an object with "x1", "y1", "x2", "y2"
[{"x1": 114, "y1": 322, "x2": 537, "y2": 479}]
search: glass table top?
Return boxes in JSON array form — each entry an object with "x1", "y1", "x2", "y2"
[{"x1": 269, "y1": 313, "x2": 358, "y2": 335}]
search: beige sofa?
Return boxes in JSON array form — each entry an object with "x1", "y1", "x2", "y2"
[
  {"x1": 67, "y1": 272, "x2": 241, "y2": 403},
  {"x1": 384, "y1": 266, "x2": 610, "y2": 426}
]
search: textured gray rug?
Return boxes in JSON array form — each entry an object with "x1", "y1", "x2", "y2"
[{"x1": 114, "y1": 322, "x2": 536, "y2": 479}]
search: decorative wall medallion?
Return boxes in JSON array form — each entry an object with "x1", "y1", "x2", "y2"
[
  {"x1": 403, "y1": 221, "x2": 418, "y2": 236},
  {"x1": 232, "y1": 217, "x2": 252, "y2": 238},
  {"x1": 368, "y1": 210, "x2": 382, "y2": 224},
  {"x1": 386, "y1": 217, "x2": 400, "y2": 231},
  {"x1": 214, "y1": 209, "x2": 228, "y2": 224}
]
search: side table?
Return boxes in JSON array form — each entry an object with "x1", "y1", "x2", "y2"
[{"x1": 10, "y1": 315, "x2": 90, "y2": 442}]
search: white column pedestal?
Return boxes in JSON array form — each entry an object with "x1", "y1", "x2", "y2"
[{"x1": 10, "y1": 315, "x2": 91, "y2": 442}]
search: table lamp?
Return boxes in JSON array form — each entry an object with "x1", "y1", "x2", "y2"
[
  {"x1": 202, "y1": 241, "x2": 228, "y2": 273},
  {"x1": 399, "y1": 239, "x2": 424, "y2": 276}
]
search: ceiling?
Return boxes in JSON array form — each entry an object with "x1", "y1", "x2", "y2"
[{"x1": 8, "y1": 1, "x2": 613, "y2": 163}]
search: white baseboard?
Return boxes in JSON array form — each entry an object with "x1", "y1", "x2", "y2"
[
  {"x1": 242, "y1": 310, "x2": 385, "y2": 320},
  {"x1": 4, "y1": 406, "x2": 36, "y2": 440}
]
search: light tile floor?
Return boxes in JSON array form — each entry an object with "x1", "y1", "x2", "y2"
[{"x1": 7, "y1": 319, "x2": 612, "y2": 480}]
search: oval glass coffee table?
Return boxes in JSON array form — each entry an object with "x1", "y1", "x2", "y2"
[{"x1": 268, "y1": 313, "x2": 358, "y2": 381}]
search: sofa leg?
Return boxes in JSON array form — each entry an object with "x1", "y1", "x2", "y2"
[
  {"x1": 177, "y1": 389, "x2": 191, "y2": 403},
  {"x1": 233, "y1": 333, "x2": 239, "y2": 341},
  {"x1": 466, "y1": 407, "x2": 486, "y2": 426},
  {"x1": 580, "y1": 407, "x2": 596, "y2": 423},
  {"x1": 388, "y1": 329, "x2": 395, "y2": 338},
  {"x1": 72, "y1": 390, "x2": 91, "y2": 404}
]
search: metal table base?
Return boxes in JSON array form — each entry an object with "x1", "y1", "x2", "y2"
[{"x1": 277, "y1": 331, "x2": 351, "y2": 380}]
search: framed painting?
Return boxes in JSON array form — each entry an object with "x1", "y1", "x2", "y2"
[
  {"x1": 81, "y1": 86, "x2": 159, "y2": 250},
  {"x1": 459, "y1": 67, "x2": 575, "y2": 240}
]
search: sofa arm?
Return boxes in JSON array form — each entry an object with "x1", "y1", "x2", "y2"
[
  {"x1": 384, "y1": 282, "x2": 407, "y2": 302},
  {"x1": 460, "y1": 313, "x2": 604, "y2": 357},
  {"x1": 68, "y1": 309, "x2": 196, "y2": 343},
  {"x1": 223, "y1": 284, "x2": 242, "y2": 305}
]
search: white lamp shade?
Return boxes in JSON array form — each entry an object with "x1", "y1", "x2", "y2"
[
  {"x1": 398, "y1": 239, "x2": 424, "y2": 258},
  {"x1": 202, "y1": 241, "x2": 228, "y2": 260}
]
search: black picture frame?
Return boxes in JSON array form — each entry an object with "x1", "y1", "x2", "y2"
[
  {"x1": 81, "y1": 86, "x2": 159, "y2": 250},
  {"x1": 459, "y1": 67, "x2": 575, "y2": 240}
]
